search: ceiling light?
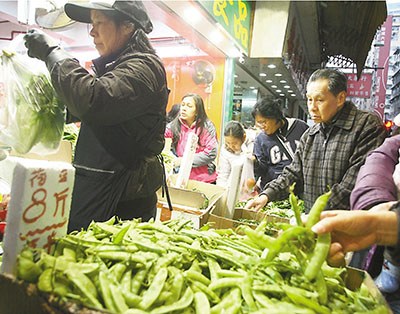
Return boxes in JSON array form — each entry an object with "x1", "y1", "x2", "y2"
[
  {"x1": 266, "y1": 79, "x2": 273, "y2": 83},
  {"x1": 276, "y1": 89, "x2": 282, "y2": 92},
  {"x1": 228, "y1": 47, "x2": 242, "y2": 58},
  {"x1": 249, "y1": 86, "x2": 255, "y2": 89},
  {"x1": 183, "y1": 7, "x2": 201, "y2": 24},
  {"x1": 291, "y1": 94, "x2": 296, "y2": 96},
  {"x1": 234, "y1": 74, "x2": 238, "y2": 78},
  {"x1": 275, "y1": 73, "x2": 283, "y2": 77},
  {"x1": 279, "y1": 93, "x2": 285, "y2": 96},
  {"x1": 210, "y1": 31, "x2": 223, "y2": 44},
  {"x1": 280, "y1": 80, "x2": 287, "y2": 83},
  {"x1": 283, "y1": 85, "x2": 290, "y2": 89},
  {"x1": 267, "y1": 64, "x2": 276, "y2": 69},
  {"x1": 259, "y1": 73, "x2": 267, "y2": 77},
  {"x1": 288, "y1": 90, "x2": 293, "y2": 93},
  {"x1": 271, "y1": 85, "x2": 277, "y2": 88}
]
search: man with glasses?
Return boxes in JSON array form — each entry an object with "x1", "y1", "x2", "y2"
[
  {"x1": 246, "y1": 68, "x2": 387, "y2": 213},
  {"x1": 252, "y1": 97, "x2": 309, "y2": 189}
]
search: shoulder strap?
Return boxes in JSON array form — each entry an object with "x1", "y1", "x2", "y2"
[{"x1": 275, "y1": 134, "x2": 294, "y2": 162}]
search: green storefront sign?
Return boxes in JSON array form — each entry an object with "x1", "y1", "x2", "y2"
[{"x1": 198, "y1": 0, "x2": 252, "y2": 54}]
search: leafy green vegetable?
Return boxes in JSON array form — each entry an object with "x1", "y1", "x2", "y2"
[{"x1": 0, "y1": 51, "x2": 65, "y2": 154}]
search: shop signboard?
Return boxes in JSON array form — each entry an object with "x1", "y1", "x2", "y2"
[
  {"x1": 374, "y1": 15, "x2": 393, "y2": 120},
  {"x1": 198, "y1": 0, "x2": 252, "y2": 55},
  {"x1": 346, "y1": 73, "x2": 372, "y2": 99},
  {"x1": 1, "y1": 157, "x2": 75, "y2": 276}
]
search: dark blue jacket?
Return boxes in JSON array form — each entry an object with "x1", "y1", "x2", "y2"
[{"x1": 253, "y1": 118, "x2": 309, "y2": 188}]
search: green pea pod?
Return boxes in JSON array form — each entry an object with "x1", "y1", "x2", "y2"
[
  {"x1": 265, "y1": 226, "x2": 312, "y2": 262},
  {"x1": 121, "y1": 269, "x2": 132, "y2": 292},
  {"x1": 194, "y1": 291, "x2": 210, "y2": 314},
  {"x1": 241, "y1": 276, "x2": 257, "y2": 311},
  {"x1": 242, "y1": 225, "x2": 275, "y2": 250},
  {"x1": 315, "y1": 270, "x2": 328, "y2": 305},
  {"x1": 62, "y1": 247, "x2": 76, "y2": 261},
  {"x1": 122, "y1": 290, "x2": 142, "y2": 308},
  {"x1": 185, "y1": 269, "x2": 211, "y2": 286},
  {"x1": 65, "y1": 269, "x2": 102, "y2": 309},
  {"x1": 209, "y1": 277, "x2": 240, "y2": 291},
  {"x1": 289, "y1": 183, "x2": 302, "y2": 226},
  {"x1": 113, "y1": 224, "x2": 131, "y2": 245},
  {"x1": 190, "y1": 281, "x2": 220, "y2": 304},
  {"x1": 284, "y1": 285, "x2": 330, "y2": 314},
  {"x1": 131, "y1": 267, "x2": 149, "y2": 295},
  {"x1": 139, "y1": 267, "x2": 168, "y2": 310},
  {"x1": 305, "y1": 233, "x2": 331, "y2": 281},
  {"x1": 37, "y1": 268, "x2": 53, "y2": 293},
  {"x1": 110, "y1": 283, "x2": 129, "y2": 313},
  {"x1": 207, "y1": 258, "x2": 220, "y2": 282},
  {"x1": 99, "y1": 272, "x2": 117, "y2": 312},
  {"x1": 109, "y1": 263, "x2": 127, "y2": 282},
  {"x1": 150, "y1": 287, "x2": 194, "y2": 314},
  {"x1": 165, "y1": 272, "x2": 184, "y2": 305},
  {"x1": 305, "y1": 190, "x2": 332, "y2": 229},
  {"x1": 210, "y1": 288, "x2": 241, "y2": 314},
  {"x1": 17, "y1": 256, "x2": 42, "y2": 283}
]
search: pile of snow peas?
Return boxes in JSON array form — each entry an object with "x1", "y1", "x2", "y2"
[{"x1": 14, "y1": 191, "x2": 389, "y2": 313}]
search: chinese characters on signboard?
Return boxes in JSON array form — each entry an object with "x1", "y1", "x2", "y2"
[
  {"x1": 346, "y1": 73, "x2": 372, "y2": 99},
  {"x1": 374, "y1": 16, "x2": 393, "y2": 120},
  {"x1": 199, "y1": 0, "x2": 251, "y2": 54},
  {"x1": 1, "y1": 158, "x2": 75, "y2": 275}
]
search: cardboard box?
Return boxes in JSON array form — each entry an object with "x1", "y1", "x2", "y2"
[
  {"x1": 156, "y1": 179, "x2": 226, "y2": 229},
  {"x1": 346, "y1": 267, "x2": 392, "y2": 313},
  {"x1": 208, "y1": 206, "x2": 289, "y2": 231}
]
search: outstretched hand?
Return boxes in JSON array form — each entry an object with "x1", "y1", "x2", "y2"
[
  {"x1": 311, "y1": 208, "x2": 398, "y2": 266},
  {"x1": 24, "y1": 29, "x2": 58, "y2": 61},
  {"x1": 244, "y1": 194, "x2": 268, "y2": 211}
]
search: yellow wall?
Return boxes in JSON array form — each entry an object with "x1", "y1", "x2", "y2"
[{"x1": 163, "y1": 56, "x2": 226, "y2": 140}]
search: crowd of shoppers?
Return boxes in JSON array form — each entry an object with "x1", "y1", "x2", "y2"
[{"x1": 245, "y1": 68, "x2": 387, "y2": 212}]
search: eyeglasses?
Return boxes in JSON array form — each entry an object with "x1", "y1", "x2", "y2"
[{"x1": 256, "y1": 119, "x2": 272, "y2": 127}]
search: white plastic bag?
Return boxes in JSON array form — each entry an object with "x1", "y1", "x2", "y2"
[
  {"x1": 0, "y1": 39, "x2": 65, "y2": 155},
  {"x1": 238, "y1": 156, "x2": 258, "y2": 201}
]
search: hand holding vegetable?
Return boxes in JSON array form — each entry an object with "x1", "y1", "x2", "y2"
[
  {"x1": 244, "y1": 194, "x2": 268, "y2": 211},
  {"x1": 24, "y1": 29, "x2": 58, "y2": 61},
  {"x1": 312, "y1": 208, "x2": 399, "y2": 266}
]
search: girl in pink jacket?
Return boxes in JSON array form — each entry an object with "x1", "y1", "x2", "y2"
[{"x1": 165, "y1": 93, "x2": 218, "y2": 183}]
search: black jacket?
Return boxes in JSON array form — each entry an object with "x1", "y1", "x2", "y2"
[
  {"x1": 46, "y1": 34, "x2": 168, "y2": 201},
  {"x1": 48, "y1": 37, "x2": 168, "y2": 171}
]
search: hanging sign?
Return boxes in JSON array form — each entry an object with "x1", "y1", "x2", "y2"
[
  {"x1": 198, "y1": 0, "x2": 252, "y2": 55},
  {"x1": 346, "y1": 73, "x2": 373, "y2": 99}
]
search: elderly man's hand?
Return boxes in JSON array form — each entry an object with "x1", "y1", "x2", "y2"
[{"x1": 24, "y1": 29, "x2": 58, "y2": 61}]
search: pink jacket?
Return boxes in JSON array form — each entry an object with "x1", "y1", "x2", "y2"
[{"x1": 165, "y1": 118, "x2": 218, "y2": 183}]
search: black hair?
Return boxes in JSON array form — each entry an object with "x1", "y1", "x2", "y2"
[
  {"x1": 103, "y1": 10, "x2": 156, "y2": 54},
  {"x1": 251, "y1": 97, "x2": 284, "y2": 120},
  {"x1": 224, "y1": 121, "x2": 245, "y2": 139},
  {"x1": 170, "y1": 93, "x2": 209, "y2": 149},
  {"x1": 167, "y1": 104, "x2": 181, "y2": 123},
  {"x1": 308, "y1": 68, "x2": 347, "y2": 96}
]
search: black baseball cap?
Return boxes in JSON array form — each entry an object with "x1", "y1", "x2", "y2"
[{"x1": 64, "y1": 0, "x2": 153, "y2": 33}]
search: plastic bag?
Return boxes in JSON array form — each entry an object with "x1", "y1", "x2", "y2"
[
  {"x1": 0, "y1": 44, "x2": 65, "y2": 155},
  {"x1": 238, "y1": 156, "x2": 258, "y2": 201}
]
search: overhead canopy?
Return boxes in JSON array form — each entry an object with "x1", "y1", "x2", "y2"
[{"x1": 317, "y1": 1, "x2": 387, "y2": 78}]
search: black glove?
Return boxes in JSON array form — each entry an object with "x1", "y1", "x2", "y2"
[{"x1": 24, "y1": 29, "x2": 58, "y2": 61}]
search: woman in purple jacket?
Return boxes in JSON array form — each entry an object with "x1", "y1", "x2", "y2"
[{"x1": 350, "y1": 134, "x2": 400, "y2": 312}]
